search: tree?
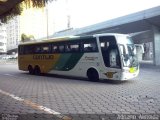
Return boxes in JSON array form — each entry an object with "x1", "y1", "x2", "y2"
[
  {"x1": 0, "y1": 0, "x2": 56, "y2": 23},
  {"x1": 21, "y1": 33, "x2": 35, "y2": 42}
]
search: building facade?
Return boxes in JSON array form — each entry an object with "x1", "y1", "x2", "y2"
[
  {"x1": 0, "y1": 23, "x2": 7, "y2": 54},
  {"x1": 6, "y1": 16, "x2": 20, "y2": 54}
]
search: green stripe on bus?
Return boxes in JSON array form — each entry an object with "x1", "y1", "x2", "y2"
[
  {"x1": 53, "y1": 53, "x2": 72, "y2": 70},
  {"x1": 61, "y1": 53, "x2": 83, "y2": 71}
]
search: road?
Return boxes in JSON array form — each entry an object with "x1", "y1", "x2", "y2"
[{"x1": 0, "y1": 62, "x2": 160, "y2": 120}]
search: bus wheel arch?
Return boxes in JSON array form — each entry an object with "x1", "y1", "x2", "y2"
[
  {"x1": 34, "y1": 65, "x2": 41, "y2": 75},
  {"x1": 87, "y1": 68, "x2": 99, "y2": 82},
  {"x1": 28, "y1": 65, "x2": 34, "y2": 75}
]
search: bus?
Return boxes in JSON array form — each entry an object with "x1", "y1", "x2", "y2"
[{"x1": 18, "y1": 33, "x2": 139, "y2": 81}]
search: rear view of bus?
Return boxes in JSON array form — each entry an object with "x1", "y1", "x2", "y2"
[{"x1": 97, "y1": 34, "x2": 139, "y2": 81}]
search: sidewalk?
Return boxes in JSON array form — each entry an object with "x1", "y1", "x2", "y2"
[{"x1": 0, "y1": 59, "x2": 18, "y2": 64}]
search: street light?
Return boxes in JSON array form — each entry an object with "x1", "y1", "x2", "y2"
[{"x1": 46, "y1": 3, "x2": 49, "y2": 39}]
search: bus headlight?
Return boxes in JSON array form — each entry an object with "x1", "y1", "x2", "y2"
[{"x1": 129, "y1": 67, "x2": 137, "y2": 73}]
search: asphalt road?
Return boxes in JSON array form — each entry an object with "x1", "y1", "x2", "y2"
[{"x1": 0, "y1": 62, "x2": 160, "y2": 120}]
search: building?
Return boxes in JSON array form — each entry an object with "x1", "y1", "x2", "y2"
[
  {"x1": 0, "y1": 23, "x2": 7, "y2": 54},
  {"x1": 6, "y1": 16, "x2": 20, "y2": 54}
]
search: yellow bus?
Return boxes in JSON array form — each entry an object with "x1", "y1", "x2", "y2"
[{"x1": 18, "y1": 33, "x2": 139, "y2": 81}]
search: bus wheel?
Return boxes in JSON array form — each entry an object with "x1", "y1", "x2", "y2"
[
  {"x1": 34, "y1": 66, "x2": 41, "y2": 75},
  {"x1": 28, "y1": 65, "x2": 34, "y2": 75},
  {"x1": 87, "y1": 68, "x2": 99, "y2": 82}
]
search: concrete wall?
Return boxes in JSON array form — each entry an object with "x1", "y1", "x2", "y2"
[
  {"x1": 152, "y1": 26, "x2": 160, "y2": 65},
  {"x1": 132, "y1": 31, "x2": 153, "y2": 61}
]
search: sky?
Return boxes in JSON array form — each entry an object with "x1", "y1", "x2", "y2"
[{"x1": 48, "y1": 0, "x2": 160, "y2": 32}]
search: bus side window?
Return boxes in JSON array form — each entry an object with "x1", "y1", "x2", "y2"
[
  {"x1": 19, "y1": 46, "x2": 24, "y2": 55},
  {"x1": 52, "y1": 45, "x2": 58, "y2": 53},
  {"x1": 42, "y1": 45, "x2": 50, "y2": 53},
  {"x1": 65, "y1": 44, "x2": 71, "y2": 52},
  {"x1": 25, "y1": 45, "x2": 34, "y2": 54},
  {"x1": 64, "y1": 40, "x2": 80, "y2": 53},
  {"x1": 59, "y1": 45, "x2": 65, "y2": 53},
  {"x1": 83, "y1": 42, "x2": 97, "y2": 52},
  {"x1": 34, "y1": 46, "x2": 41, "y2": 54},
  {"x1": 70, "y1": 44, "x2": 79, "y2": 52}
]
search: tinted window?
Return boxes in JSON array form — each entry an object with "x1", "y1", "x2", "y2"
[
  {"x1": 41, "y1": 45, "x2": 51, "y2": 53},
  {"x1": 24, "y1": 45, "x2": 34, "y2": 54},
  {"x1": 65, "y1": 41, "x2": 80, "y2": 53},
  {"x1": 34, "y1": 46, "x2": 41, "y2": 53},
  {"x1": 82, "y1": 38, "x2": 98, "y2": 52},
  {"x1": 70, "y1": 44, "x2": 79, "y2": 52},
  {"x1": 18, "y1": 46, "x2": 24, "y2": 55},
  {"x1": 52, "y1": 45, "x2": 58, "y2": 53},
  {"x1": 59, "y1": 45, "x2": 65, "y2": 53}
]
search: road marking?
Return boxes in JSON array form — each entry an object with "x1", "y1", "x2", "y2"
[
  {"x1": 4, "y1": 74, "x2": 15, "y2": 77},
  {"x1": 2, "y1": 74, "x2": 31, "y2": 80},
  {"x1": 0, "y1": 89, "x2": 72, "y2": 120}
]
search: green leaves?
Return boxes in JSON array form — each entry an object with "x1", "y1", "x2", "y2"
[{"x1": 0, "y1": 0, "x2": 55, "y2": 23}]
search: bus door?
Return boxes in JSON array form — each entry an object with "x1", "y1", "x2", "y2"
[{"x1": 99, "y1": 36, "x2": 121, "y2": 69}]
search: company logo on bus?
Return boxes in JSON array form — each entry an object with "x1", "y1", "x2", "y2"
[{"x1": 33, "y1": 55, "x2": 54, "y2": 60}]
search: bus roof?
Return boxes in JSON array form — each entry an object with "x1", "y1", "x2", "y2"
[
  {"x1": 19, "y1": 35, "x2": 94, "y2": 46},
  {"x1": 19, "y1": 33, "x2": 128, "y2": 46},
  {"x1": 93, "y1": 33, "x2": 128, "y2": 37},
  {"x1": 19, "y1": 35, "x2": 80, "y2": 45}
]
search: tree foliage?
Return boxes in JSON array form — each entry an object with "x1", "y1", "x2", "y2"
[
  {"x1": 0, "y1": 0, "x2": 55, "y2": 23},
  {"x1": 24, "y1": 0, "x2": 54, "y2": 8},
  {"x1": 21, "y1": 33, "x2": 35, "y2": 42}
]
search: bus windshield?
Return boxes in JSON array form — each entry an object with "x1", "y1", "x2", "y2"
[{"x1": 117, "y1": 35, "x2": 138, "y2": 67}]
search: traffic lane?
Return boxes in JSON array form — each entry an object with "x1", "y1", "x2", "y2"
[{"x1": 0, "y1": 64, "x2": 160, "y2": 115}]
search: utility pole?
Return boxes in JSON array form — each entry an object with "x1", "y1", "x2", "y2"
[
  {"x1": 46, "y1": 3, "x2": 49, "y2": 39},
  {"x1": 66, "y1": 0, "x2": 71, "y2": 29},
  {"x1": 67, "y1": 15, "x2": 70, "y2": 29}
]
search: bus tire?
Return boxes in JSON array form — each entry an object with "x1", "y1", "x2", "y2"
[
  {"x1": 87, "y1": 68, "x2": 99, "y2": 82},
  {"x1": 28, "y1": 65, "x2": 34, "y2": 75},
  {"x1": 34, "y1": 66, "x2": 41, "y2": 75}
]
